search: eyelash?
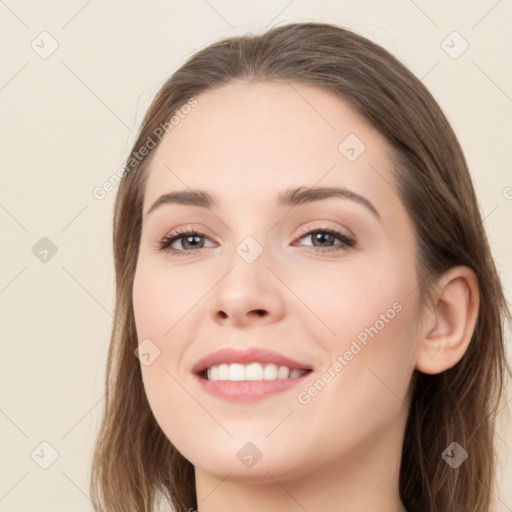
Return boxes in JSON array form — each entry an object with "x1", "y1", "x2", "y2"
[{"x1": 157, "y1": 226, "x2": 356, "y2": 255}]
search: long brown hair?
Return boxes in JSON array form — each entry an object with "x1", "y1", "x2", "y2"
[{"x1": 90, "y1": 22, "x2": 511, "y2": 512}]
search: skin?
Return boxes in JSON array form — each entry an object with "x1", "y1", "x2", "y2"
[{"x1": 132, "y1": 81, "x2": 479, "y2": 512}]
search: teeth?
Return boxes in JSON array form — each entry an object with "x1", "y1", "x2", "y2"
[
  {"x1": 277, "y1": 366, "x2": 290, "y2": 379},
  {"x1": 229, "y1": 363, "x2": 245, "y2": 381},
  {"x1": 246, "y1": 362, "x2": 264, "y2": 380},
  {"x1": 263, "y1": 363, "x2": 278, "y2": 380},
  {"x1": 289, "y1": 368, "x2": 302, "y2": 378},
  {"x1": 205, "y1": 363, "x2": 309, "y2": 381}
]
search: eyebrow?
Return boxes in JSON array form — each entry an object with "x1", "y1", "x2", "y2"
[{"x1": 145, "y1": 185, "x2": 382, "y2": 221}]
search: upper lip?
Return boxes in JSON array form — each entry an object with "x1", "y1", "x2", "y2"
[{"x1": 191, "y1": 347, "x2": 314, "y2": 375}]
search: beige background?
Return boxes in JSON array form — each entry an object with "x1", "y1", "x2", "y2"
[{"x1": 1, "y1": 1, "x2": 511, "y2": 510}]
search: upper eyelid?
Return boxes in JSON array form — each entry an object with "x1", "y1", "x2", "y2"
[
  {"x1": 165, "y1": 224, "x2": 350, "y2": 240},
  {"x1": 295, "y1": 222, "x2": 352, "y2": 238}
]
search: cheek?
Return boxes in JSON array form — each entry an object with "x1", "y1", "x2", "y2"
[
  {"x1": 283, "y1": 255, "x2": 414, "y2": 341},
  {"x1": 132, "y1": 261, "x2": 206, "y2": 343},
  {"x1": 133, "y1": 264, "x2": 204, "y2": 446},
  {"x1": 289, "y1": 257, "x2": 419, "y2": 406},
  {"x1": 291, "y1": 290, "x2": 418, "y2": 462}
]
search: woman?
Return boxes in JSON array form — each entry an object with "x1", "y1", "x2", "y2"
[{"x1": 90, "y1": 22, "x2": 510, "y2": 512}]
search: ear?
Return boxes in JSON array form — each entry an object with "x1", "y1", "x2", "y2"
[{"x1": 415, "y1": 266, "x2": 480, "y2": 375}]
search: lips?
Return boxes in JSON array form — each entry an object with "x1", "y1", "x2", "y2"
[
  {"x1": 191, "y1": 347, "x2": 315, "y2": 402},
  {"x1": 191, "y1": 347, "x2": 313, "y2": 377}
]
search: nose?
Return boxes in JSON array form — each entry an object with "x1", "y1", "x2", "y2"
[{"x1": 210, "y1": 249, "x2": 286, "y2": 328}]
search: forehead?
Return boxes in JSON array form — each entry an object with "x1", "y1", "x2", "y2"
[{"x1": 142, "y1": 80, "x2": 397, "y2": 220}]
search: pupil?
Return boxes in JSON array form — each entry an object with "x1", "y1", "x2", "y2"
[
  {"x1": 314, "y1": 233, "x2": 331, "y2": 246},
  {"x1": 185, "y1": 235, "x2": 202, "y2": 249}
]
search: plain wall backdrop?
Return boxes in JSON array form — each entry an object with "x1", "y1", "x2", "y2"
[{"x1": 1, "y1": 1, "x2": 511, "y2": 510}]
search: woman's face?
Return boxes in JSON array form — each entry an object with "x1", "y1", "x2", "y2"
[{"x1": 132, "y1": 81, "x2": 423, "y2": 482}]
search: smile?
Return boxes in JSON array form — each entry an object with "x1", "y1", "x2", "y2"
[
  {"x1": 204, "y1": 363, "x2": 310, "y2": 381},
  {"x1": 192, "y1": 347, "x2": 314, "y2": 401}
]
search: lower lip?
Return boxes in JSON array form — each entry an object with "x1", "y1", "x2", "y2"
[{"x1": 194, "y1": 372, "x2": 312, "y2": 402}]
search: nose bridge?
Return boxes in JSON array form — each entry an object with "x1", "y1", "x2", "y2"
[
  {"x1": 222, "y1": 207, "x2": 274, "y2": 267},
  {"x1": 234, "y1": 233, "x2": 267, "y2": 266},
  {"x1": 223, "y1": 231, "x2": 269, "y2": 291}
]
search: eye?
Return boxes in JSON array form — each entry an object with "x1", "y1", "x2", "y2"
[
  {"x1": 158, "y1": 227, "x2": 214, "y2": 253},
  {"x1": 157, "y1": 226, "x2": 356, "y2": 255},
  {"x1": 293, "y1": 227, "x2": 356, "y2": 253}
]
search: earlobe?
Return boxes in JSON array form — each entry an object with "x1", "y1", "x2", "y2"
[{"x1": 415, "y1": 266, "x2": 480, "y2": 375}]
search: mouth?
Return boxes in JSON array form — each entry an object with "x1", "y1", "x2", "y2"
[
  {"x1": 192, "y1": 347, "x2": 314, "y2": 401},
  {"x1": 198, "y1": 362, "x2": 312, "y2": 381}
]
